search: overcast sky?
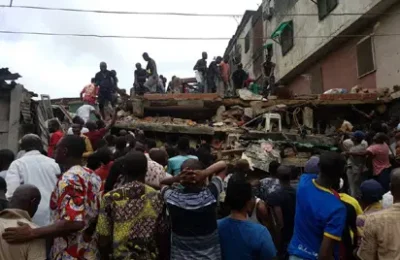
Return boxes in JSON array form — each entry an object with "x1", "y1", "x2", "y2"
[{"x1": 0, "y1": 0, "x2": 260, "y2": 98}]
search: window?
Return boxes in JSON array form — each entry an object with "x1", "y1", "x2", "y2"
[
  {"x1": 280, "y1": 23, "x2": 294, "y2": 56},
  {"x1": 271, "y1": 21, "x2": 294, "y2": 56},
  {"x1": 356, "y1": 36, "x2": 375, "y2": 78},
  {"x1": 245, "y1": 32, "x2": 251, "y2": 53},
  {"x1": 318, "y1": 0, "x2": 338, "y2": 20}
]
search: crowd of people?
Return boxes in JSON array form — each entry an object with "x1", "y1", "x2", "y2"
[{"x1": 0, "y1": 111, "x2": 399, "y2": 260}]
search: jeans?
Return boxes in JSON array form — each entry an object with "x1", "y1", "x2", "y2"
[
  {"x1": 347, "y1": 167, "x2": 362, "y2": 199},
  {"x1": 374, "y1": 167, "x2": 392, "y2": 193}
]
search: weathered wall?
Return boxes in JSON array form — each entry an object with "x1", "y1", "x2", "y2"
[
  {"x1": 240, "y1": 17, "x2": 255, "y2": 79},
  {"x1": 374, "y1": 1, "x2": 400, "y2": 90},
  {"x1": 288, "y1": 28, "x2": 377, "y2": 95},
  {"x1": 263, "y1": 0, "x2": 390, "y2": 81}
]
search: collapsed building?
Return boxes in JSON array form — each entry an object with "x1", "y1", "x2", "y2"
[{"x1": 113, "y1": 88, "x2": 400, "y2": 173}]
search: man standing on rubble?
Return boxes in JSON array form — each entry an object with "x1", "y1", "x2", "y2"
[
  {"x1": 194, "y1": 52, "x2": 208, "y2": 92},
  {"x1": 94, "y1": 62, "x2": 115, "y2": 119},
  {"x1": 207, "y1": 56, "x2": 223, "y2": 94},
  {"x1": 220, "y1": 55, "x2": 231, "y2": 97},
  {"x1": 143, "y1": 52, "x2": 159, "y2": 93},
  {"x1": 133, "y1": 63, "x2": 147, "y2": 96},
  {"x1": 262, "y1": 47, "x2": 276, "y2": 97}
]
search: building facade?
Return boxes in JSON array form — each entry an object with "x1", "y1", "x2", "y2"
[
  {"x1": 224, "y1": 8, "x2": 265, "y2": 83},
  {"x1": 262, "y1": 0, "x2": 400, "y2": 95}
]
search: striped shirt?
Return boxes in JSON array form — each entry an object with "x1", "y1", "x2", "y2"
[{"x1": 162, "y1": 176, "x2": 223, "y2": 260}]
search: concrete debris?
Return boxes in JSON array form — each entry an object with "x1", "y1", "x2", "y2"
[
  {"x1": 238, "y1": 89, "x2": 263, "y2": 101},
  {"x1": 242, "y1": 140, "x2": 281, "y2": 172},
  {"x1": 212, "y1": 106, "x2": 226, "y2": 122}
]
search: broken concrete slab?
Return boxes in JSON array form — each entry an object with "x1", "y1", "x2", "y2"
[{"x1": 238, "y1": 89, "x2": 263, "y2": 101}]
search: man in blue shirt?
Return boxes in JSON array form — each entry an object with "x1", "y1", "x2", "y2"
[
  {"x1": 218, "y1": 178, "x2": 276, "y2": 260},
  {"x1": 167, "y1": 137, "x2": 198, "y2": 176},
  {"x1": 288, "y1": 152, "x2": 347, "y2": 260}
]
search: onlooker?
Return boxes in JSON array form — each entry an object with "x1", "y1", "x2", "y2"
[
  {"x1": 2, "y1": 135, "x2": 102, "y2": 259},
  {"x1": 258, "y1": 161, "x2": 281, "y2": 201},
  {"x1": 356, "y1": 180, "x2": 383, "y2": 246},
  {"x1": 149, "y1": 148, "x2": 169, "y2": 168},
  {"x1": 0, "y1": 149, "x2": 14, "y2": 179},
  {"x1": 97, "y1": 151, "x2": 169, "y2": 259},
  {"x1": 288, "y1": 152, "x2": 347, "y2": 260},
  {"x1": 6, "y1": 134, "x2": 60, "y2": 226},
  {"x1": 71, "y1": 123, "x2": 94, "y2": 159},
  {"x1": 113, "y1": 136, "x2": 128, "y2": 159},
  {"x1": 80, "y1": 77, "x2": 98, "y2": 105},
  {"x1": 167, "y1": 137, "x2": 198, "y2": 176},
  {"x1": 86, "y1": 152, "x2": 101, "y2": 171},
  {"x1": 357, "y1": 169, "x2": 400, "y2": 259},
  {"x1": 207, "y1": 56, "x2": 223, "y2": 93},
  {"x1": 267, "y1": 166, "x2": 296, "y2": 260},
  {"x1": 0, "y1": 177, "x2": 8, "y2": 211},
  {"x1": 104, "y1": 134, "x2": 116, "y2": 152},
  {"x1": 143, "y1": 52, "x2": 159, "y2": 93},
  {"x1": 133, "y1": 62, "x2": 147, "y2": 95},
  {"x1": 139, "y1": 144, "x2": 167, "y2": 189},
  {"x1": 219, "y1": 177, "x2": 276, "y2": 260},
  {"x1": 0, "y1": 185, "x2": 46, "y2": 260},
  {"x1": 48, "y1": 119, "x2": 64, "y2": 158},
  {"x1": 161, "y1": 160, "x2": 227, "y2": 260},
  {"x1": 342, "y1": 131, "x2": 368, "y2": 198},
  {"x1": 304, "y1": 156, "x2": 320, "y2": 174},
  {"x1": 193, "y1": 52, "x2": 208, "y2": 92},
  {"x1": 84, "y1": 108, "x2": 117, "y2": 150},
  {"x1": 67, "y1": 116, "x2": 89, "y2": 135},
  {"x1": 231, "y1": 63, "x2": 248, "y2": 92},
  {"x1": 94, "y1": 147, "x2": 114, "y2": 182},
  {"x1": 347, "y1": 133, "x2": 391, "y2": 192},
  {"x1": 95, "y1": 61, "x2": 116, "y2": 119},
  {"x1": 76, "y1": 103, "x2": 101, "y2": 124},
  {"x1": 219, "y1": 55, "x2": 231, "y2": 97}
]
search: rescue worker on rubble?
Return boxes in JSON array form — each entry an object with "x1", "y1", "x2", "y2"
[
  {"x1": 194, "y1": 52, "x2": 208, "y2": 93},
  {"x1": 133, "y1": 63, "x2": 147, "y2": 96},
  {"x1": 143, "y1": 52, "x2": 159, "y2": 93}
]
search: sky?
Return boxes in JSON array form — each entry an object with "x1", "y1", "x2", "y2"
[{"x1": 0, "y1": 0, "x2": 261, "y2": 98}]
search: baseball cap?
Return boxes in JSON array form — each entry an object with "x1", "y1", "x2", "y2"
[{"x1": 360, "y1": 180, "x2": 384, "y2": 203}]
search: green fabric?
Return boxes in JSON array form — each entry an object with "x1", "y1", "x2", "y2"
[
  {"x1": 270, "y1": 21, "x2": 292, "y2": 39},
  {"x1": 263, "y1": 43, "x2": 273, "y2": 49}
]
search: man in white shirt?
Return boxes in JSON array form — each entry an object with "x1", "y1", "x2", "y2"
[
  {"x1": 6, "y1": 134, "x2": 60, "y2": 227},
  {"x1": 76, "y1": 104, "x2": 101, "y2": 123}
]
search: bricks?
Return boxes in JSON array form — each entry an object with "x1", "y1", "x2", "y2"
[{"x1": 319, "y1": 93, "x2": 378, "y2": 101}]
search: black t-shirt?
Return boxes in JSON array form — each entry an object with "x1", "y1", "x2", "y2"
[
  {"x1": 135, "y1": 69, "x2": 147, "y2": 84},
  {"x1": 207, "y1": 61, "x2": 219, "y2": 79},
  {"x1": 232, "y1": 69, "x2": 248, "y2": 87},
  {"x1": 95, "y1": 70, "x2": 114, "y2": 96},
  {"x1": 146, "y1": 58, "x2": 157, "y2": 76},
  {"x1": 267, "y1": 185, "x2": 296, "y2": 250},
  {"x1": 194, "y1": 59, "x2": 207, "y2": 74}
]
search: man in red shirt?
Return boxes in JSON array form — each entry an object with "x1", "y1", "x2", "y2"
[
  {"x1": 84, "y1": 108, "x2": 118, "y2": 150},
  {"x1": 48, "y1": 119, "x2": 64, "y2": 158},
  {"x1": 94, "y1": 147, "x2": 114, "y2": 182},
  {"x1": 80, "y1": 78, "x2": 98, "y2": 105}
]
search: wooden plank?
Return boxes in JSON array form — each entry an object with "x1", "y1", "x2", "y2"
[{"x1": 8, "y1": 84, "x2": 22, "y2": 154}]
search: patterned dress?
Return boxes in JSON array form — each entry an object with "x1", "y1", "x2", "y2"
[
  {"x1": 49, "y1": 165, "x2": 102, "y2": 260},
  {"x1": 96, "y1": 181, "x2": 168, "y2": 260}
]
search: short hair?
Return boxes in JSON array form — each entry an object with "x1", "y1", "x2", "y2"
[
  {"x1": 115, "y1": 136, "x2": 127, "y2": 150},
  {"x1": 177, "y1": 137, "x2": 190, "y2": 152},
  {"x1": 277, "y1": 165, "x2": 292, "y2": 182},
  {"x1": 91, "y1": 77, "x2": 95, "y2": 83},
  {"x1": 0, "y1": 149, "x2": 15, "y2": 169},
  {"x1": 319, "y1": 152, "x2": 346, "y2": 179},
  {"x1": 72, "y1": 116, "x2": 84, "y2": 125},
  {"x1": 123, "y1": 151, "x2": 148, "y2": 179},
  {"x1": 20, "y1": 134, "x2": 43, "y2": 152},
  {"x1": 225, "y1": 178, "x2": 253, "y2": 211},
  {"x1": 86, "y1": 121, "x2": 97, "y2": 131},
  {"x1": 104, "y1": 134, "x2": 115, "y2": 146},
  {"x1": 269, "y1": 161, "x2": 280, "y2": 175},
  {"x1": 86, "y1": 153, "x2": 101, "y2": 171},
  {"x1": 48, "y1": 119, "x2": 61, "y2": 129},
  {"x1": 181, "y1": 158, "x2": 204, "y2": 171},
  {"x1": 0, "y1": 177, "x2": 6, "y2": 192},
  {"x1": 149, "y1": 148, "x2": 168, "y2": 166},
  {"x1": 145, "y1": 138, "x2": 157, "y2": 150},
  {"x1": 60, "y1": 135, "x2": 86, "y2": 159},
  {"x1": 373, "y1": 133, "x2": 389, "y2": 144},
  {"x1": 97, "y1": 147, "x2": 113, "y2": 165}
]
